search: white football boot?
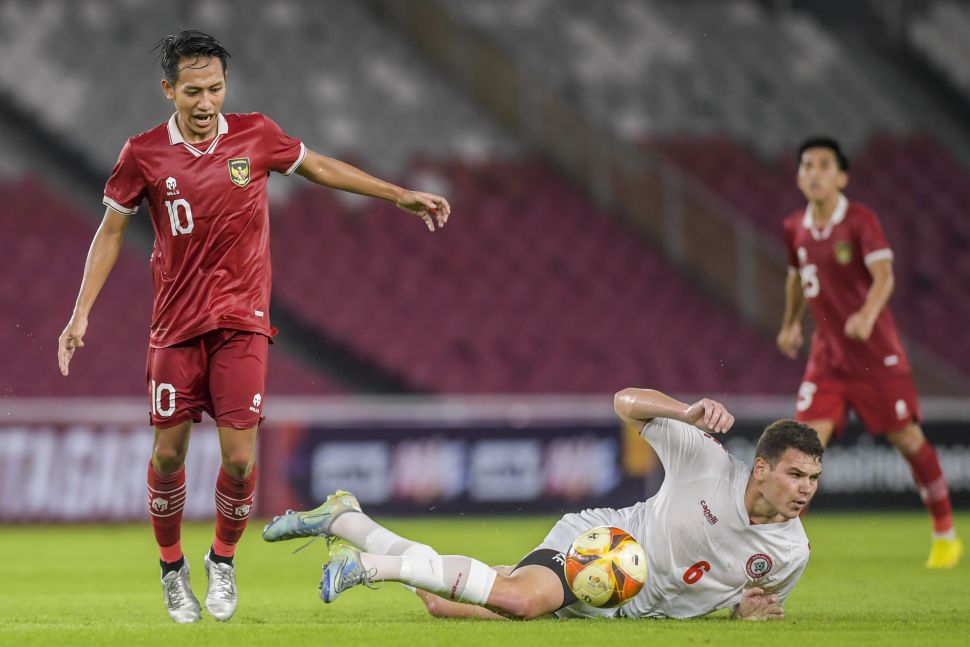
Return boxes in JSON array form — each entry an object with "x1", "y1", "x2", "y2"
[
  {"x1": 160, "y1": 560, "x2": 202, "y2": 624},
  {"x1": 203, "y1": 552, "x2": 238, "y2": 621}
]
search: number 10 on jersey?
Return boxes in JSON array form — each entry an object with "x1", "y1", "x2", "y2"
[{"x1": 165, "y1": 199, "x2": 194, "y2": 236}]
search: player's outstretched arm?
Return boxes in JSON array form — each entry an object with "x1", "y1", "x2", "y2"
[
  {"x1": 614, "y1": 388, "x2": 734, "y2": 434},
  {"x1": 777, "y1": 268, "x2": 806, "y2": 359},
  {"x1": 295, "y1": 149, "x2": 450, "y2": 231},
  {"x1": 58, "y1": 207, "x2": 130, "y2": 376}
]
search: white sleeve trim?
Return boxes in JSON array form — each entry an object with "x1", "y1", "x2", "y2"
[
  {"x1": 103, "y1": 195, "x2": 138, "y2": 215},
  {"x1": 283, "y1": 142, "x2": 307, "y2": 176},
  {"x1": 864, "y1": 248, "x2": 893, "y2": 266}
]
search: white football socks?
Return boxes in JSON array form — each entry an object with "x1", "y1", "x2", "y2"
[
  {"x1": 330, "y1": 511, "x2": 497, "y2": 604},
  {"x1": 330, "y1": 513, "x2": 437, "y2": 559},
  {"x1": 360, "y1": 552, "x2": 497, "y2": 605}
]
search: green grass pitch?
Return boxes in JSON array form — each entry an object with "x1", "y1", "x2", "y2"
[{"x1": 1, "y1": 512, "x2": 967, "y2": 646}]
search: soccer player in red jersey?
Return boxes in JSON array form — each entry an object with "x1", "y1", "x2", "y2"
[
  {"x1": 56, "y1": 31, "x2": 450, "y2": 623},
  {"x1": 777, "y1": 136, "x2": 962, "y2": 569}
]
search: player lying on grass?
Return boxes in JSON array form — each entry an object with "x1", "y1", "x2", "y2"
[{"x1": 264, "y1": 388, "x2": 824, "y2": 620}]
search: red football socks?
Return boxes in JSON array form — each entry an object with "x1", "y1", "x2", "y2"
[
  {"x1": 212, "y1": 465, "x2": 258, "y2": 558},
  {"x1": 906, "y1": 442, "x2": 953, "y2": 533},
  {"x1": 147, "y1": 462, "x2": 186, "y2": 563}
]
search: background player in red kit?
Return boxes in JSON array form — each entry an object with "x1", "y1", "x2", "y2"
[
  {"x1": 56, "y1": 30, "x2": 451, "y2": 624},
  {"x1": 776, "y1": 136, "x2": 962, "y2": 569}
]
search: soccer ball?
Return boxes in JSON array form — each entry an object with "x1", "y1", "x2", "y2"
[{"x1": 564, "y1": 526, "x2": 647, "y2": 607}]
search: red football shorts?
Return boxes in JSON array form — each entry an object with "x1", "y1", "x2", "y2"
[
  {"x1": 794, "y1": 373, "x2": 921, "y2": 436},
  {"x1": 146, "y1": 329, "x2": 268, "y2": 429}
]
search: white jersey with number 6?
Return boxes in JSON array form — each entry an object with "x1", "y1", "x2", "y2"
[
  {"x1": 539, "y1": 417, "x2": 811, "y2": 619},
  {"x1": 626, "y1": 418, "x2": 810, "y2": 618}
]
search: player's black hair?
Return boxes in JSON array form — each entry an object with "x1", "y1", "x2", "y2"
[
  {"x1": 755, "y1": 419, "x2": 824, "y2": 468},
  {"x1": 797, "y1": 136, "x2": 849, "y2": 172},
  {"x1": 153, "y1": 29, "x2": 230, "y2": 85}
]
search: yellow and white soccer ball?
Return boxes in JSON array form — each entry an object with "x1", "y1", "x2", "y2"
[{"x1": 564, "y1": 526, "x2": 647, "y2": 607}]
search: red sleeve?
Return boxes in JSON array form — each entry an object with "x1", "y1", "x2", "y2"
[
  {"x1": 102, "y1": 140, "x2": 147, "y2": 215},
  {"x1": 262, "y1": 115, "x2": 306, "y2": 175},
  {"x1": 855, "y1": 207, "x2": 894, "y2": 265},
  {"x1": 783, "y1": 217, "x2": 799, "y2": 269}
]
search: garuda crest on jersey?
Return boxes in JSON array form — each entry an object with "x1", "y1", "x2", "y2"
[
  {"x1": 228, "y1": 158, "x2": 251, "y2": 187},
  {"x1": 833, "y1": 240, "x2": 853, "y2": 265}
]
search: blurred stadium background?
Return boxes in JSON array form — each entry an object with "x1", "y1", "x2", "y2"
[{"x1": 1, "y1": 0, "x2": 969, "y2": 525}]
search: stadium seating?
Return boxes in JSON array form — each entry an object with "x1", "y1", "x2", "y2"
[
  {"x1": 447, "y1": 0, "x2": 911, "y2": 153},
  {"x1": 0, "y1": 0, "x2": 517, "y2": 177},
  {"x1": 0, "y1": 178, "x2": 342, "y2": 397},
  {"x1": 650, "y1": 134, "x2": 970, "y2": 373},
  {"x1": 270, "y1": 158, "x2": 804, "y2": 394},
  {"x1": 908, "y1": 1, "x2": 970, "y2": 100}
]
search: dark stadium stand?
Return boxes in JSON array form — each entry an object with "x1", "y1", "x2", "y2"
[{"x1": 271, "y1": 159, "x2": 804, "y2": 394}]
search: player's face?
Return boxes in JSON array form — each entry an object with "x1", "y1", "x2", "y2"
[
  {"x1": 797, "y1": 147, "x2": 847, "y2": 203},
  {"x1": 161, "y1": 56, "x2": 226, "y2": 142},
  {"x1": 762, "y1": 448, "x2": 821, "y2": 519}
]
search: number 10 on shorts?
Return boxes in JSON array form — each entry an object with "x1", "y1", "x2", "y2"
[{"x1": 151, "y1": 380, "x2": 177, "y2": 418}]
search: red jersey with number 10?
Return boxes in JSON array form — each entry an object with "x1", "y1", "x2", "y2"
[
  {"x1": 103, "y1": 112, "x2": 306, "y2": 348},
  {"x1": 782, "y1": 194, "x2": 909, "y2": 379}
]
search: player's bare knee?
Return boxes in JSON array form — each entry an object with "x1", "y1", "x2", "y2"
[
  {"x1": 496, "y1": 590, "x2": 540, "y2": 620},
  {"x1": 220, "y1": 452, "x2": 254, "y2": 479},
  {"x1": 152, "y1": 445, "x2": 186, "y2": 472}
]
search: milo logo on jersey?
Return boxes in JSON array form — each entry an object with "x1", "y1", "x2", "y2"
[{"x1": 745, "y1": 553, "x2": 773, "y2": 579}]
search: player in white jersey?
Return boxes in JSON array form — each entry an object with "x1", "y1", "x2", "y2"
[{"x1": 262, "y1": 387, "x2": 823, "y2": 621}]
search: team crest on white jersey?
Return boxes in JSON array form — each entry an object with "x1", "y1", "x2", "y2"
[
  {"x1": 229, "y1": 158, "x2": 251, "y2": 187},
  {"x1": 165, "y1": 177, "x2": 179, "y2": 196},
  {"x1": 745, "y1": 553, "x2": 773, "y2": 579}
]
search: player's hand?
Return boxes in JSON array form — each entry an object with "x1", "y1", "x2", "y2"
[
  {"x1": 734, "y1": 587, "x2": 784, "y2": 621},
  {"x1": 57, "y1": 315, "x2": 88, "y2": 376},
  {"x1": 396, "y1": 190, "x2": 451, "y2": 231},
  {"x1": 776, "y1": 323, "x2": 803, "y2": 359},
  {"x1": 844, "y1": 311, "x2": 874, "y2": 342},
  {"x1": 684, "y1": 398, "x2": 735, "y2": 434}
]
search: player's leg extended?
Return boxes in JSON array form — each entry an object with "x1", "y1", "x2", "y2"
[
  {"x1": 204, "y1": 423, "x2": 257, "y2": 621},
  {"x1": 887, "y1": 422, "x2": 962, "y2": 568},
  {"x1": 263, "y1": 491, "x2": 439, "y2": 561},
  {"x1": 150, "y1": 421, "x2": 192, "y2": 565},
  {"x1": 203, "y1": 330, "x2": 266, "y2": 620},
  {"x1": 412, "y1": 566, "x2": 515, "y2": 620},
  {"x1": 321, "y1": 546, "x2": 562, "y2": 620},
  {"x1": 147, "y1": 340, "x2": 208, "y2": 623},
  {"x1": 150, "y1": 420, "x2": 201, "y2": 624}
]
